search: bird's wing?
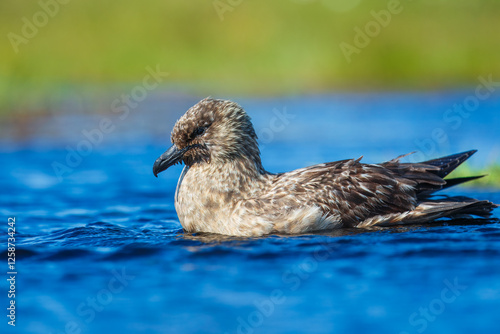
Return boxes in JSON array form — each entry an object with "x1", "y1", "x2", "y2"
[{"x1": 265, "y1": 157, "x2": 445, "y2": 227}]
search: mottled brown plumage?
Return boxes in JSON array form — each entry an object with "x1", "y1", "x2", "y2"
[{"x1": 153, "y1": 98, "x2": 498, "y2": 236}]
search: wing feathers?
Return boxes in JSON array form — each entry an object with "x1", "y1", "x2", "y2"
[{"x1": 267, "y1": 151, "x2": 496, "y2": 229}]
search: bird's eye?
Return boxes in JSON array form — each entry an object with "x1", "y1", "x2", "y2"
[{"x1": 192, "y1": 126, "x2": 207, "y2": 138}]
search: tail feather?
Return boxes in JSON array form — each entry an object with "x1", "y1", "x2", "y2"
[
  {"x1": 415, "y1": 198, "x2": 497, "y2": 218},
  {"x1": 417, "y1": 175, "x2": 486, "y2": 197},
  {"x1": 389, "y1": 150, "x2": 483, "y2": 197},
  {"x1": 423, "y1": 150, "x2": 477, "y2": 178},
  {"x1": 357, "y1": 198, "x2": 498, "y2": 228},
  {"x1": 441, "y1": 175, "x2": 485, "y2": 190}
]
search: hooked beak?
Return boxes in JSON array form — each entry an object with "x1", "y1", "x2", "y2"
[{"x1": 153, "y1": 145, "x2": 185, "y2": 177}]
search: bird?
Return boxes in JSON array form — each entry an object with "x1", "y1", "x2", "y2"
[{"x1": 153, "y1": 98, "x2": 498, "y2": 237}]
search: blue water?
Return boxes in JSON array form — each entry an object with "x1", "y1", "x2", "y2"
[{"x1": 1, "y1": 93, "x2": 500, "y2": 334}]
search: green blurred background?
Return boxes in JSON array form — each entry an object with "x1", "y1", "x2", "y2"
[{"x1": 1, "y1": 0, "x2": 500, "y2": 115}]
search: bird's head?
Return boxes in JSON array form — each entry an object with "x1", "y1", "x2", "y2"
[{"x1": 153, "y1": 98, "x2": 262, "y2": 176}]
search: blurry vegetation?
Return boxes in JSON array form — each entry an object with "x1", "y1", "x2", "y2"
[{"x1": 1, "y1": 0, "x2": 500, "y2": 114}]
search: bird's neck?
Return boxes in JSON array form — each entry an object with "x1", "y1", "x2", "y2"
[{"x1": 198, "y1": 157, "x2": 266, "y2": 193}]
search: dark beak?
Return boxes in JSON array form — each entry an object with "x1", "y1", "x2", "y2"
[{"x1": 153, "y1": 145, "x2": 185, "y2": 177}]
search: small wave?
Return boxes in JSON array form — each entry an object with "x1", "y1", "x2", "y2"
[{"x1": 18, "y1": 221, "x2": 181, "y2": 249}]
